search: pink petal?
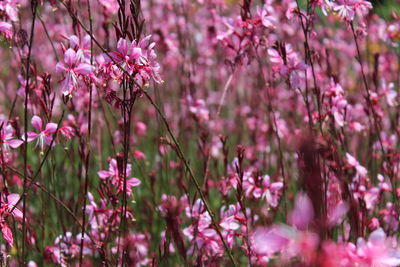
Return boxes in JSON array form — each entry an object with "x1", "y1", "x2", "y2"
[
  {"x1": 0, "y1": 21, "x2": 12, "y2": 39},
  {"x1": 280, "y1": 66, "x2": 289, "y2": 76},
  {"x1": 262, "y1": 175, "x2": 271, "y2": 187},
  {"x1": 356, "y1": 165, "x2": 368, "y2": 177},
  {"x1": 117, "y1": 38, "x2": 129, "y2": 56},
  {"x1": 296, "y1": 62, "x2": 308, "y2": 71},
  {"x1": 270, "y1": 182, "x2": 284, "y2": 191},
  {"x1": 139, "y1": 35, "x2": 152, "y2": 49},
  {"x1": 12, "y1": 208, "x2": 23, "y2": 221},
  {"x1": 346, "y1": 153, "x2": 358, "y2": 167},
  {"x1": 220, "y1": 216, "x2": 240, "y2": 231},
  {"x1": 334, "y1": 111, "x2": 344, "y2": 127},
  {"x1": 368, "y1": 228, "x2": 386, "y2": 246},
  {"x1": 267, "y1": 49, "x2": 282, "y2": 63},
  {"x1": 130, "y1": 47, "x2": 142, "y2": 60},
  {"x1": 202, "y1": 229, "x2": 217, "y2": 237},
  {"x1": 4, "y1": 125, "x2": 14, "y2": 139},
  {"x1": 75, "y1": 63, "x2": 94, "y2": 75},
  {"x1": 26, "y1": 132, "x2": 39, "y2": 142},
  {"x1": 252, "y1": 226, "x2": 289, "y2": 255},
  {"x1": 55, "y1": 62, "x2": 68, "y2": 73},
  {"x1": 253, "y1": 188, "x2": 262, "y2": 198},
  {"x1": 64, "y1": 49, "x2": 77, "y2": 67},
  {"x1": 69, "y1": 35, "x2": 80, "y2": 48},
  {"x1": 2, "y1": 225, "x2": 13, "y2": 247},
  {"x1": 290, "y1": 193, "x2": 314, "y2": 230},
  {"x1": 110, "y1": 159, "x2": 118, "y2": 172},
  {"x1": 44, "y1": 135, "x2": 56, "y2": 146},
  {"x1": 0, "y1": 21, "x2": 12, "y2": 32},
  {"x1": 31, "y1": 115, "x2": 42, "y2": 131},
  {"x1": 6, "y1": 139, "x2": 23, "y2": 148},
  {"x1": 5, "y1": 5, "x2": 18, "y2": 21},
  {"x1": 98, "y1": 170, "x2": 112, "y2": 179},
  {"x1": 7, "y1": 194, "x2": 19, "y2": 206},
  {"x1": 60, "y1": 73, "x2": 74, "y2": 95},
  {"x1": 126, "y1": 164, "x2": 132, "y2": 177},
  {"x1": 328, "y1": 202, "x2": 349, "y2": 227},
  {"x1": 44, "y1": 123, "x2": 58, "y2": 134},
  {"x1": 128, "y1": 177, "x2": 141, "y2": 187}
]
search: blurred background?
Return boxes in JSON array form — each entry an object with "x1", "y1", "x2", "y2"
[{"x1": 372, "y1": 0, "x2": 400, "y2": 19}]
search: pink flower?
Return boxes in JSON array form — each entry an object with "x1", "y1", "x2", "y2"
[
  {"x1": 327, "y1": 201, "x2": 349, "y2": 227},
  {"x1": 268, "y1": 44, "x2": 307, "y2": 76},
  {"x1": 334, "y1": 2, "x2": 355, "y2": 20},
  {"x1": 26, "y1": 116, "x2": 58, "y2": 152},
  {"x1": 44, "y1": 232, "x2": 88, "y2": 265},
  {"x1": 289, "y1": 193, "x2": 314, "y2": 230},
  {"x1": 1, "y1": 194, "x2": 23, "y2": 221},
  {"x1": 268, "y1": 43, "x2": 307, "y2": 87},
  {"x1": 0, "y1": 193, "x2": 23, "y2": 247},
  {"x1": 0, "y1": 0, "x2": 20, "y2": 22},
  {"x1": 183, "y1": 200, "x2": 224, "y2": 258},
  {"x1": 64, "y1": 35, "x2": 92, "y2": 62},
  {"x1": 219, "y1": 204, "x2": 245, "y2": 246},
  {"x1": 252, "y1": 224, "x2": 319, "y2": 263},
  {"x1": 326, "y1": 80, "x2": 348, "y2": 127},
  {"x1": 332, "y1": 0, "x2": 372, "y2": 21},
  {"x1": 377, "y1": 174, "x2": 391, "y2": 192},
  {"x1": 0, "y1": 21, "x2": 12, "y2": 40},
  {"x1": 0, "y1": 124, "x2": 23, "y2": 150},
  {"x1": 252, "y1": 226, "x2": 290, "y2": 257},
  {"x1": 100, "y1": 36, "x2": 161, "y2": 85},
  {"x1": 256, "y1": 4, "x2": 276, "y2": 29},
  {"x1": 381, "y1": 202, "x2": 399, "y2": 231},
  {"x1": 99, "y1": 0, "x2": 119, "y2": 14},
  {"x1": 346, "y1": 153, "x2": 368, "y2": 177},
  {"x1": 112, "y1": 233, "x2": 151, "y2": 266},
  {"x1": 242, "y1": 173, "x2": 283, "y2": 207},
  {"x1": 381, "y1": 80, "x2": 397, "y2": 107},
  {"x1": 1, "y1": 223, "x2": 13, "y2": 247},
  {"x1": 186, "y1": 96, "x2": 210, "y2": 122},
  {"x1": 135, "y1": 122, "x2": 147, "y2": 136},
  {"x1": 133, "y1": 150, "x2": 146, "y2": 160},
  {"x1": 353, "y1": 228, "x2": 400, "y2": 266},
  {"x1": 56, "y1": 48, "x2": 94, "y2": 96},
  {"x1": 97, "y1": 158, "x2": 141, "y2": 195}
]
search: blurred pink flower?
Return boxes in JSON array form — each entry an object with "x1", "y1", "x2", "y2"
[
  {"x1": 289, "y1": 192, "x2": 314, "y2": 230},
  {"x1": 0, "y1": 193, "x2": 23, "y2": 247},
  {"x1": 56, "y1": 48, "x2": 94, "y2": 96},
  {"x1": 332, "y1": 0, "x2": 372, "y2": 21},
  {"x1": 0, "y1": 124, "x2": 23, "y2": 150},
  {"x1": 26, "y1": 116, "x2": 58, "y2": 152},
  {"x1": 353, "y1": 228, "x2": 400, "y2": 266},
  {"x1": 0, "y1": 0, "x2": 20, "y2": 21},
  {"x1": 97, "y1": 158, "x2": 141, "y2": 195},
  {"x1": 346, "y1": 153, "x2": 368, "y2": 177},
  {"x1": 0, "y1": 21, "x2": 12, "y2": 39}
]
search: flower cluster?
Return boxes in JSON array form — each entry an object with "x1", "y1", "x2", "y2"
[{"x1": 1, "y1": 0, "x2": 400, "y2": 266}]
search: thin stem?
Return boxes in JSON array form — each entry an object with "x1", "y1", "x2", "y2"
[
  {"x1": 22, "y1": 1, "x2": 38, "y2": 264},
  {"x1": 38, "y1": 13, "x2": 59, "y2": 62},
  {"x1": 79, "y1": 0, "x2": 94, "y2": 265}
]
